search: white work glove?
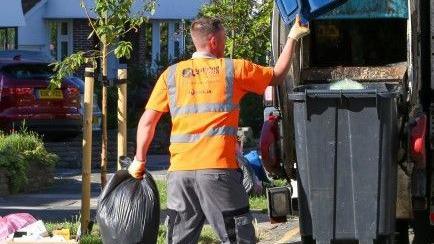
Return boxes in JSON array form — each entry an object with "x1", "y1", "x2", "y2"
[
  {"x1": 128, "y1": 157, "x2": 146, "y2": 180},
  {"x1": 288, "y1": 15, "x2": 310, "y2": 41}
]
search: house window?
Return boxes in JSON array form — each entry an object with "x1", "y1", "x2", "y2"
[
  {"x1": 60, "y1": 41, "x2": 68, "y2": 60},
  {"x1": 49, "y1": 22, "x2": 57, "y2": 58},
  {"x1": 61, "y1": 22, "x2": 68, "y2": 35},
  {"x1": 160, "y1": 22, "x2": 168, "y2": 63},
  {"x1": 0, "y1": 28, "x2": 17, "y2": 50},
  {"x1": 49, "y1": 21, "x2": 73, "y2": 61},
  {"x1": 183, "y1": 20, "x2": 194, "y2": 56},
  {"x1": 174, "y1": 40, "x2": 180, "y2": 58},
  {"x1": 174, "y1": 22, "x2": 180, "y2": 58},
  {"x1": 144, "y1": 23, "x2": 152, "y2": 68}
]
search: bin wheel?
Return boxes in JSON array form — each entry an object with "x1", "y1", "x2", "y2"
[
  {"x1": 301, "y1": 235, "x2": 314, "y2": 244},
  {"x1": 395, "y1": 219, "x2": 410, "y2": 244},
  {"x1": 376, "y1": 235, "x2": 395, "y2": 244},
  {"x1": 412, "y1": 210, "x2": 433, "y2": 244}
]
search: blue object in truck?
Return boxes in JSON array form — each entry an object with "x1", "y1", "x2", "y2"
[
  {"x1": 275, "y1": 0, "x2": 408, "y2": 25},
  {"x1": 318, "y1": 0, "x2": 408, "y2": 19}
]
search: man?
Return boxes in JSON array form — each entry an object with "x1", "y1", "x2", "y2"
[{"x1": 129, "y1": 16, "x2": 309, "y2": 243}]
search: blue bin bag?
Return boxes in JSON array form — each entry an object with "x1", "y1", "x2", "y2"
[
  {"x1": 275, "y1": 0, "x2": 349, "y2": 25},
  {"x1": 243, "y1": 150, "x2": 269, "y2": 182}
]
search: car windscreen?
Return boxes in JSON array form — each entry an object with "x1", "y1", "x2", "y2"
[{"x1": 1, "y1": 63, "x2": 53, "y2": 80}]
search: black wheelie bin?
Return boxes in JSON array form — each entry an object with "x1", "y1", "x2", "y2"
[{"x1": 289, "y1": 83, "x2": 400, "y2": 244}]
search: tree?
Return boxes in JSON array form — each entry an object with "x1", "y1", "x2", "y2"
[
  {"x1": 200, "y1": 0, "x2": 273, "y2": 135},
  {"x1": 200, "y1": 0, "x2": 273, "y2": 64},
  {"x1": 49, "y1": 0, "x2": 156, "y2": 235}
]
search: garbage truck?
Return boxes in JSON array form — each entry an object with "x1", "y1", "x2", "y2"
[{"x1": 261, "y1": 0, "x2": 434, "y2": 243}]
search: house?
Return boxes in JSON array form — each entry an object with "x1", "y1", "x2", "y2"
[
  {"x1": 13, "y1": 0, "x2": 208, "y2": 79},
  {"x1": 0, "y1": 0, "x2": 26, "y2": 50}
]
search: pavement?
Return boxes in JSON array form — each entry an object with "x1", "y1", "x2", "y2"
[
  {"x1": 0, "y1": 154, "x2": 302, "y2": 243},
  {"x1": 0, "y1": 155, "x2": 170, "y2": 221}
]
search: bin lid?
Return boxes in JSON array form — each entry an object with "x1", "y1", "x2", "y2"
[
  {"x1": 275, "y1": 0, "x2": 349, "y2": 25},
  {"x1": 274, "y1": 0, "x2": 300, "y2": 24},
  {"x1": 288, "y1": 83, "x2": 401, "y2": 101}
]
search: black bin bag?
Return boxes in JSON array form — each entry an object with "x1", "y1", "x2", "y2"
[{"x1": 96, "y1": 168, "x2": 160, "y2": 244}]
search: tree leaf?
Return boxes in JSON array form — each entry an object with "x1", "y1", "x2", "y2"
[
  {"x1": 114, "y1": 41, "x2": 133, "y2": 59},
  {"x1": 49, "y1": 52, "x2": 89, "y2": 90}
]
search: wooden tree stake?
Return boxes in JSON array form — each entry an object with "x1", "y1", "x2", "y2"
[
  {"x1": 117, "y1": 68, "x2": 127, "y2": 170},
  {"x1": 81, "y1": 67, "x2": 94, "y2": 235}
]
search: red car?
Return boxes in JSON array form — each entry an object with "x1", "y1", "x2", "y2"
[{"x1": 0, "y1": 51, "x2": 82, "y2": 136}]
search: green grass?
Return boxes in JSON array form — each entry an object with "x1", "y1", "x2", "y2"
[
  {"x1": 45, "y1": 220, "x2": 79, "y2": 236},
  {"x1": 198, "y1": 226, "x2": 219, "y2": 244},
  {"x1": 46, "y1": 220, "x2": 94, "y2": 243},
  {"x1": 156, "y1": 180, "x2": 167, "y2": 209},
  {"x1": 156, "y1": 225, "x2": 219, "y2": 244},
  {"x1": 155, "y1": 180, "x2": 220, "y2": 243},
  {"x1": 157, "y1": 179, "x2": 291, "y2": 212},
  {"x1": 46, "y1": 221, "x2": 219, "y2": 244},
  {"x1": 272, "y1": 179, "x2": 289, "y2": 187},
  {"x1": 249, "y1": 179, "x2": 290, "y2": 212},
  {"x1": 249, "y1": 195, "x2": 268, "y2": 212},
  {"x1": 42, "y1": 181, "x2": 221, "y2": 243},
  {"x1": 156, "y1": 179, "x2": 287, "y2": 214},
  {"x1": 157, "y1": 179, "x2": 275, "y2": 211},
  {"x1": 43, "y1": 179, "x2": 286, "y2": 243},
  {"x1": 80, "y1": 235, "x2": 103, "y2": 244}
]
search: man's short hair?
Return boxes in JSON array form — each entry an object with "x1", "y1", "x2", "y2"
[{"x1": 190, "y1": 17, "x2": 223, "y2": 46}]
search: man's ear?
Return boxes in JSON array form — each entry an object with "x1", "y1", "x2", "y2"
[{"x1": 209, "y1": 35, "x2": 217, "y2": 49}]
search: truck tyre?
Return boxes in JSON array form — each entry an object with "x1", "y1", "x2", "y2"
[
  {"x1": 395, "y1": 219, "x2": 410, "y2": 244},
  {"x1": 412, "y1": 210, "x2": 432, "y2": 244},
  {"x1": 380, "y1": 235, "x2": 395, "y2": 244}
]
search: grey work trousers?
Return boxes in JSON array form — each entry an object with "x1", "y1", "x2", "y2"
[{"x1": 165, "y1": 169, "x2": 256, "y2": 244}]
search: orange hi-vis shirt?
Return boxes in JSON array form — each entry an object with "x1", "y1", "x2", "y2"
[{"x1": 146, "y1": 56, "x2": 273, "y2": 171}]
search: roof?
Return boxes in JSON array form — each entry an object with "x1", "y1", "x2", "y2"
[
  {"x1": 21, "y1": 0, "x2": 41, "y2": 14},
  {"x1": 0, "y1": 0, "x2": 26, "y2": 27},
  {"x1": 43, "y1": 0, "x2": 207, "y2": 20}
]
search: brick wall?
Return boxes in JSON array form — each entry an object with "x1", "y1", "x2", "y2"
[
  {"x1": 0, "y1": 164, "x2": 54, "y2": 196},
  {"x1": 73, "y1": 19, "x2": 96, "y2": 79},
  {"x1": 72, "y1": 20, "x2": 150, "y2": 78},
  {"x1": 73, "y1": 19, "x2": 95, "y2": 53},
  {"x1": 24, "y1": 163, "x2": 55, "y2": 193},
  {"x1": 126, "y1": 24, "x2": 148, "y2": 70}
]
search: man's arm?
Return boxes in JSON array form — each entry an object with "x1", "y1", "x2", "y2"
[
  {"x1": 129, "y1": 109, "x2": 163, "y2": 179},
  {"x1": 270, "y1": 16, "x2": 309, "y2": 86},
  {"x1": 135, "y1": 109, "x2": 164, "y2": 161},
  {"x1": 270, "y1": 38, "x2": 297, "y2": 86}
]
